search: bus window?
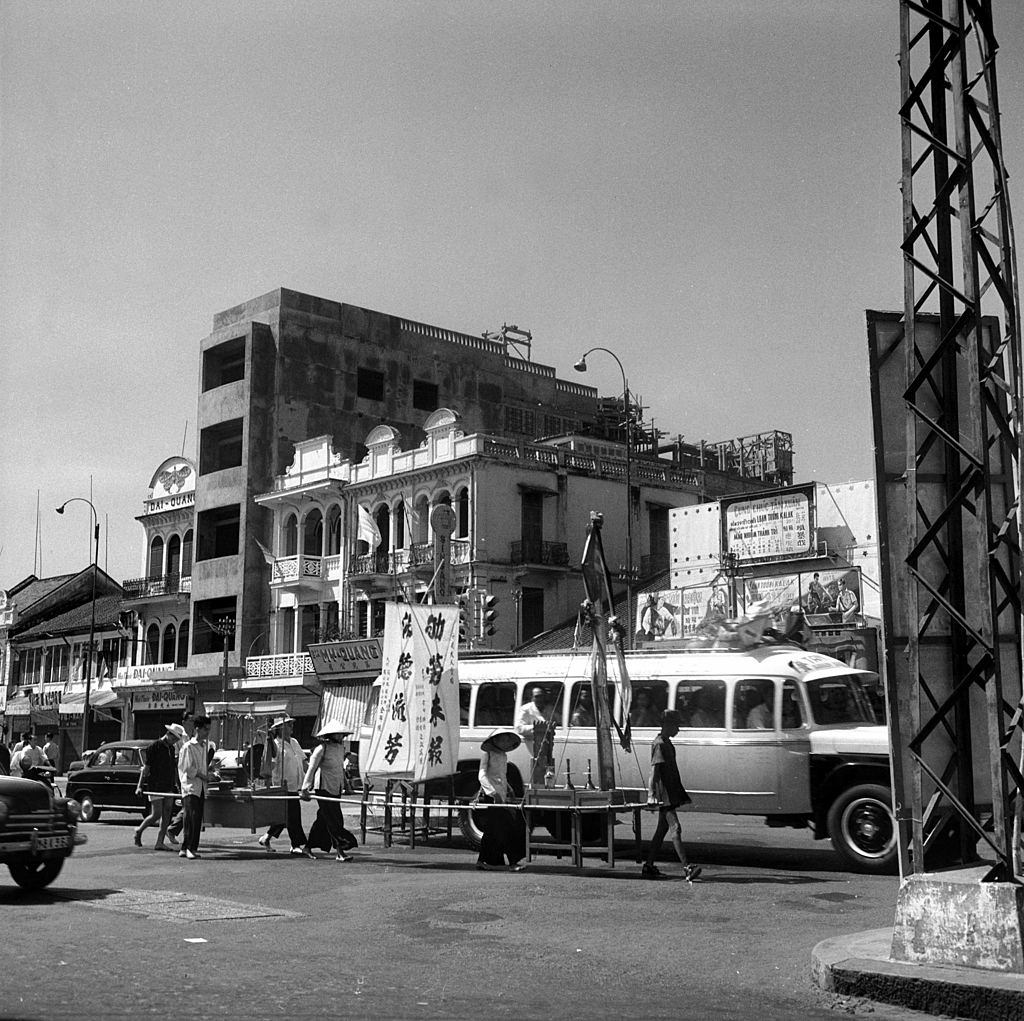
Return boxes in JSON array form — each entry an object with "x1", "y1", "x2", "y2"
[
  {"x1": 734, "y1": 679, "x2": 774, "y2": 730},
  {"x1": 630, "y1": 682, "x2": 667, "y2": 727},
  {"x1": 676, "y1": 680, "x2": 726, "y2": 728},
  {"x1": 568, "y1": 681, "x2": 615, "y2": 727},
  {"x1": 781, "y1": 680, "x2": 803, "y2": 729},
  {"x1": 516, "y1": 683, "x2": 564, "y2": 726},
  {"x1": 474, "y1": 682, "x2": 517, "y2": 727},
  {"x1": 459, "y1": 683, "x2": 472, "y2": 725},
  {"x1": 806, "y1": 675, "x2": 876, "y2": 725}
]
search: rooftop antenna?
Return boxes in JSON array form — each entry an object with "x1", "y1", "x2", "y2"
[
  {"x1": 181, "y1": 420, "x2": 189, "y2": 457},
  {"x1": 482, "y1": 323, "x2": 533, "y2": 362}
]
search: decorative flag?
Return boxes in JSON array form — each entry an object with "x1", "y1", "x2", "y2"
[
  {"x1": 403, "y1": 499, "x2": 421, "y2": 529},
  {"x1": 363, "y1": 602, "x2": 460, "y2": 781},
  {"x1": 254, "y1": 537, "x2": 276, "y2": 566},
  {"x1": 358, "y1": 505, "x2": 382, "y2": 551}
]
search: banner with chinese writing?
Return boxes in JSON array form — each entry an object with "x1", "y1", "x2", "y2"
[
  {"x1": 363, "y1": 602, "x2": 460, "y2": 781},
  {"x1": 723, "y1": 489, "x2": 812, "y2": 559}
]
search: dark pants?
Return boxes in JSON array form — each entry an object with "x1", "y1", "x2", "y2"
[
  {"x1": 182, "y1": 794, "x2": 205, "y2": 854},
  {"x1": 307, "y1": 793, "x2": 358, "y2": 852},
  {"x1": 266, "y1": 797, "x2": 307, "y2": 848},
  {"x1": 477, "y1": 795, "x2": 526, "y2": 867}
]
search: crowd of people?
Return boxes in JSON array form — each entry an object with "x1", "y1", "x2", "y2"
[{"x1": 0, "y1": 730, "x2": 60, "y2": 783}]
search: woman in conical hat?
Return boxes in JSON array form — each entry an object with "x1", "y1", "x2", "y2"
[
  {"x1": 299, "y1": 720, "x2": 358, "y2": 861},
  {"x1": 475, "y1": 728, "x2": 527, "y2": 872}
]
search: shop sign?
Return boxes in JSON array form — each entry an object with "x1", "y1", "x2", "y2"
[
  {"x1": 723, "y1": 488, "x2": 813, "y2": 560},
  {"x1": 30, "y1": 690, "x2": 62, "y2": 709},
  {"x1": 309, "y1": 638, "x2": 382, "y2": 678},
  {"x1": 116, "y1": 663, "x2": 175, "y2": 686},
  {"x1": 133, "y1": 688, "x2": 189, "y2": 712}
]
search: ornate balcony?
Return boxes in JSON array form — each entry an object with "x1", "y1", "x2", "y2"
[
  {"x1": 349, "y1": 540, "x2": 472, "y2": 577},
  {"x1": 271, "y1": 555, "x2": 322, "y2": 582},
  {"x1": 245, "y1": 653, "x2": 314, "y2": 678},
  {"x1": 510, "y1": 540, "x2": 569, "y2": 567},
  {"x1": 122, "y1": 573, "x2": 192, "y2": 599}
]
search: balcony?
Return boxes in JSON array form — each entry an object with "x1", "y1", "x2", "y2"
[
  {"x1": 246, "y1": 653, "x2": 314, "y2": 679},
  {"x1": 510, "y1": 540, "x2": 569, "y2": 567},
  {"x1": 271, "y1": 555, "x2": 323, "y2": 582},
  {"x1": 122, "y1": 573, "x2": 192, "y2": 599},
  {"x1": 349, "y1": 540, "x2": 472, "y2": 577}
]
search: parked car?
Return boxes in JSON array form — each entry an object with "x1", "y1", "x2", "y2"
[
  {"x1": 66, "y1": 740, "x2": 153, "y2": 822},
  {"x1": 0, "y1": 761, "x2": 86, "y2": 889}
]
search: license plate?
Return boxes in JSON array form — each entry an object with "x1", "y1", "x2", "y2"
[{"x1": 33, "y1": 834, "x2": 70, "y2": 851}]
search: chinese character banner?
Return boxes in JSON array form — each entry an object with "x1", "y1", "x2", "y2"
[{"x1": 363, "y1": 603, "x2": 460, "y2": 782}]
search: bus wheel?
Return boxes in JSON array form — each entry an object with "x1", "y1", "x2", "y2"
[
  {"x1": 827, "y1": 783, "x2": 897, "y2": 874},
  {"x1": 458, "y1": 808, "x2": 484, "y2": 849}
]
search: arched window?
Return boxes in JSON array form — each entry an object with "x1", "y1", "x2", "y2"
[
  {"x1": 166, "y1": 534, "x2": 181, "y2": 577},
  {"x1": 283, "y1": 514, "x2": 298, "y2": 557},
  {"x1": 395, "y1": 502, "x2": 407, "y2": 549},
  {"x1": 177, "y1": 621, "x2": 190, "y2": 667},
  {"x1": 303, "y1": 509, "x2": 323, "y2": 556},
  {"x1": 162, "y1": 624, "x2": 177, "y2": 665},
  {"x1": 181, "y1": 530, "x2": 194, "y2": 576},
  {"x1": 326, "y1": 505, "x2": 342, "y2": 556},
  {"x1": 456, "y1": 487, "x2": 470, "y2": 538},
  {"x1": 146, "y1": 623, "x2": 160, "y2": 665},
  {"x1": 149, "y1": 536, "x2": 164, "y2": 578},
  {"x1": 414, "y1": 495, "x2": 430, "y2": 544}
]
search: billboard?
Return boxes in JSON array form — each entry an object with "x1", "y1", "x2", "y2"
[{"x1": 721, "y1": 485, "x2": 814, "y2": 560}]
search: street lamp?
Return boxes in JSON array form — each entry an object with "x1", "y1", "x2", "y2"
[
  {"x1": 574, "y1": 347, "x2": 635, "y2": 647},
  {"x1": 56, "y1": 498, "x2": 99, "y2": 755}
]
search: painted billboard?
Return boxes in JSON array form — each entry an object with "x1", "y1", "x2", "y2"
[{"x1": 722, "y1": 486, "x2": 814, "y2": 560}]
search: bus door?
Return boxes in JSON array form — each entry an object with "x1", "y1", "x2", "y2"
[
  {"x1": 719, "y1": 677, "x2": 780, "y2": 814},
  {"x1": 673, "y1": 678, "x2": 730, "y2": 810},
  {"x1": 776, "y1": 678, "x2": 812, "y2": 813}
]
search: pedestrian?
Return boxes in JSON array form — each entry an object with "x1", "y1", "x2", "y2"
[
  {"x1": 475, "y1": 728, "x2": 527, "y2": 872},
  {"x1": 11, "y1": 734, "x2": 47, "y2": 778},
  {"x1": 177, "y1": 714, "x2": 212, "y2": 861},
  {"x1": 515, "y1": 686, "x2": 558, "y2": 785},
  {"x1": 134, "y1": 724, "x2": 186, "y2": 850},
  {"x1": 42, "y1": 732, "x2": 60, "y2": 774},
  {"x1": 166, "y1": 711, "x2": 201, "y2": 842},
  {"x1": 642, "y1": 709, "x2": 701, "y2": 882},
  {"x1": 299, "y1": 722, "x2": 358, "y2": 861},
  {"x1": 257, "y1": 715, "x2": 311, "y2": 857},
  {"x1": 12, "y1": 730, "x2": 31, "y2": 754}
]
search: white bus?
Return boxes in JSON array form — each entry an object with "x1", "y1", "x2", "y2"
[{"x1": 361, "y1": 642, "x2": 895, "y2": 873}]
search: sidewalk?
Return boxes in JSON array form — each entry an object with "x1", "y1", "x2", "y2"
[{"x1": 812, "y1": 928, "x2": 1024, "y2": 1021}]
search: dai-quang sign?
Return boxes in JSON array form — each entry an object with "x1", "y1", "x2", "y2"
[{"x1": 309, "y1": 638, "x2": 383, "y2": 678}]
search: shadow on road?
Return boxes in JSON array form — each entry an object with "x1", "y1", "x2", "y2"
[{"x1": 0, "y1": 886, "x2": 120, "y2": 906}]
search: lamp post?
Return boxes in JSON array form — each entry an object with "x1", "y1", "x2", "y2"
[
  {"x1": 56, "y1": 498, "x2": 99, "y2": 756},
  {"x1": 574, "y1": 347, "x2": 635, "y2": 648}
]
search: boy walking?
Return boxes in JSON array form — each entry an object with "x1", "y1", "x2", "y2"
[{"x1": 643, "y1": 709, "x2": 701, "y2": 882}]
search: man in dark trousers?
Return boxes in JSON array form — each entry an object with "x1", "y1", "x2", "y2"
[
  {"x1": 134, "y1": 724, "x2": 185, "y2": 850},
  {"x1": 643, "y1": 709, "x2": 702, "y2": 882},
  {"x1": 177, "y1": 715, "x2": 211, "y2": 861}
]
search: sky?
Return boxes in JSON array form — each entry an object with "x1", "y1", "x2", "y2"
[{"x1": 2, "y1": 0, "x2": 1023, "y2": 587}]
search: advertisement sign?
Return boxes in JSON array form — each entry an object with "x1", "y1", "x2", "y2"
[
  {"x1": 723, "y1": 488, "x2": 813, "y2": 560},
  {"x1": 309, "y1": 638, "x2": 383, "y2": 679},
  {"x1": 741, "y1": 574, "x2": 800, "y2": 616},
  {"x1": 363, "y1": 603, "x2": 460, "y2": 781},
  {"x1": 798, "y1": 567, "x2": 862, "y2": 622},
  {"x1": 115, "y1": 663, "x2": 175, "y2": 686},
  {"x1": 637, "y1": 584, "x2": 730, "y2": 641},
  {"x1": 133, "y1": 689, "x2": 190, "y2": 712}
]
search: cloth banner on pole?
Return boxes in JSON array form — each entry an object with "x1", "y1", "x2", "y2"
[
  {"x1": 363, "y1": 602, "x2": 460, "y2": 781},
  {"x1": 357, "y1": 505, "x2": 382, "y2": 551}
]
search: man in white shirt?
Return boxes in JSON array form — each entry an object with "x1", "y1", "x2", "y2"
[
  {"x1": 515, "y1": 687, "x2": 558, "y2": 785},
  {"x1": 258, "y1": 716, "x2": 311, "y2": 856},
  {"x1": 177, "y1": 714, "x2": 211, "y2": 861},
  {"x1": 11, "y1": 734, "x2": 48, "y2": 777}
]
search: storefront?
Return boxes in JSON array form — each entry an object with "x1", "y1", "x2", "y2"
[
  {"x1": 233, "y1": 654, "x2": 324, "y2": 747},
  {"x1": 112, "y1": 665, "x2": 196, "y2": 740},
  {"x1": 57, "y1": 682, "x2": 125, "y2": 757},
  {"x1": 308, "y1": 638, "x2": 383, "y2": 754},
  {"x1": 4, "y1": 695, "x2": 31, "y2": 745}
]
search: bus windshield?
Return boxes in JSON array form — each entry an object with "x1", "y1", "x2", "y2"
[{"x1": 805, "y1": 674, "x2": 878, "y2": 725}]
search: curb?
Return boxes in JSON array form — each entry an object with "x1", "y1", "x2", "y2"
[{"x1": 812, "y1": 928, "x2": 1024, "y2": 1021}]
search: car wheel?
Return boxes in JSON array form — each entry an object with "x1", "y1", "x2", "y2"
[
  {"x1": 8, "y1": 859, "x2": 64, "y2": 890},
  {"x1": 827, "y1": 783, "x2": 897, "y2": 873},
  {"x1": 78, "y1": 794, "x2": 101, "y2": 823}
]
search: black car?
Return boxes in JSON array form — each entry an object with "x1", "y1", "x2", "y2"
[
  {"x1": 66, "y1": 740, "x2": 152, "y2": 822},
  {"x1": 0, "y1": 762, "x2": 85, "y2": 889}
]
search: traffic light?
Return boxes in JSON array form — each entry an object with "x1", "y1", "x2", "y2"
[
  {"x1": 479, "y1": 593, "x2": 499, "y2": 636},
  {"x1": 457, "y1": 593, "x2": 474, "y2": 647}
]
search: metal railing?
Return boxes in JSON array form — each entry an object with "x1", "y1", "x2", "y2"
[
  {"x1": 245, "y1": 653, "x2": 314, "y2": 678},
  {"x1": 122, "y1": 573, "x2": 192, "y2": 598},
  {"x1": 510, "y1": 540, "x2": 569, "y2": 566},
  {"x1": 349, "y1": 540, "x2": 472, "y2": 576}
]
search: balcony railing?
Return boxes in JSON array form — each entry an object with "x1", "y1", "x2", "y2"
[
  {"x1": 246, "y1": 653, "x2": 314, "y2": 678},
  {"x1": 271, "y1": 555, "x2": 322, "y2": 581},
  {"x1": 122, "y1": 573, "x2": 192, "y2": 599},
  {"x1": 349, "y1": 540, "x2": 472, "y2": 576},
  {"x1": 510, "y1": 540, "x2": 569, "y2": 566}
]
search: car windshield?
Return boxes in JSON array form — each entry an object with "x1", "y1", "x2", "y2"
[{"x1": 805, "y1": 674, "x2": 878, "y2": 725}]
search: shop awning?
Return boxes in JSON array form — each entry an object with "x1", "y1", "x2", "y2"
[
  {"x1": 317, "y1": 682, "x2": 373, "y2": 735},
  {"x1": 91, "y1": 688, "x2": 121, "y2": 709},
  {"x1": 58, "y1": 693, "x2": 86, "y2": 715}
]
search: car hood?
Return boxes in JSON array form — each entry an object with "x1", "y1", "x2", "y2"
[
  {"x1": 809, "y1": 725, "x2": 890, "y2": 757},
  {"x1": 0, "y1": 775, "x2": 53, "y2": 811}
]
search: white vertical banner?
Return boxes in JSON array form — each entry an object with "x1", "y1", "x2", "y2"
[{"x1": 363, "y1": 602, "x2": 460, "y2": 782}]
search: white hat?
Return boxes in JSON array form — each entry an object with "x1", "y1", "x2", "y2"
[
  {"x1": 269, "y1": 715, "x2": 295, "y2": 730},
  {"x1": 164, "y1": 724, "x2": 187, "y2": 741},
  {"x1": 315, "y1": 720, "x2": 352, "y2": 739}
]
